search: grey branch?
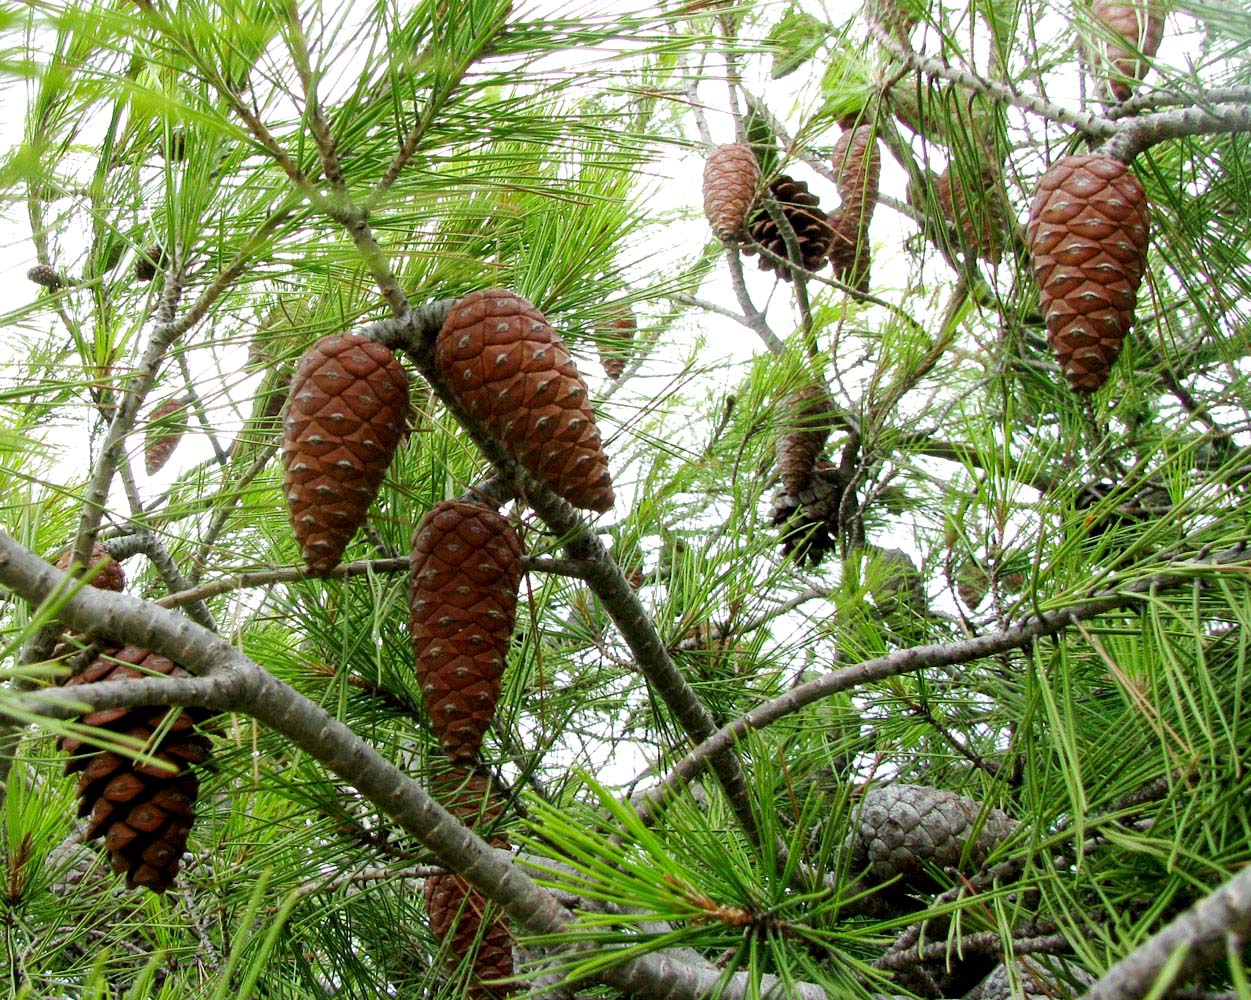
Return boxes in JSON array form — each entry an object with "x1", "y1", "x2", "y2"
[
  {"x1": 1081, "y1": 863, "x2": 1251, "y2": 1000},
  {"x1": 0, "y1": 529, "x2": 826, "y2": 1000}
]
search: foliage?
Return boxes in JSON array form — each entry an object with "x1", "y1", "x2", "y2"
[{"x1": 0, "y1": 0, "x2": 1250, "y2": 998}]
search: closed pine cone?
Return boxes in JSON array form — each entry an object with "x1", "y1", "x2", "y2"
[
  {"x1": 935, "y1": 164, "x2": 1009, "y2": 264},
  {"x1": 144, "y1": 397, "x2": 187, "y2": 476},
  {"x1": 282, "y1": 333, "x2": 410, "y2": 574},
  {"x1": 425, "y1": 871, "x2": 514, "y2": 1000},
  {"x1": 435, "y1": 289, "x2": 614, "y2": 512},
  {"x1": 702, "y1": 144, "x2": 761, "y2": 241},
  {"x1": 778, "y1": 383, "x2": 835, "y2": 497},
  {"x1": 1027, "y1": 153, "x2": 1149, "y2": 394},
  {"x1": 827, "y1": 206, "x2": 872, "y2": 292},
  {"x1": 431, "y1": 762, "x2": 509, "y2": 846},
  {"x1": 831, "y1": 126, "x2": 881, "y2": 224},
  {"x1": 57, "y1": 646, "x2": 213, "y2": 891},
  {"x1": 744, "y1": 175, "x2": 834, "y2": 280},
  {"x1": 597, "y1": 303, "x2": 635, "y2": 381},
  {"x1": 1086, "y1": 0, "x2": 1165, "y2": 102},
  {"x1": 409, "y1": 501, "x2": 523, "y2": 761}
]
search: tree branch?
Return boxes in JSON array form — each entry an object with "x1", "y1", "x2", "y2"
[{"x1": 1081, "y1": 863, "x2": 1251, "y2": 1000}]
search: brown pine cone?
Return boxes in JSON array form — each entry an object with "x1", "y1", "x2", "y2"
[
  {"x1": 57, "y1": 646, "x2": 213, "y2": 891},
  {"x1": 282, "y1": 333, "x2": 410, "y2": 574},
  {"x1": 831, "y1": 126, "x2": 881, "y2": 224},
  {"x1": 144, "y1": 397, "x2": 187, "y2": 476},
  {"x1": 55, "y1": 543, "x2": 125, "y2": 593},
  {"x1": 425, "y1": 871, "x2": 514, "y2": 1000},
  {"x1": 134, "y1": 245, "x2": 166, "y2": 282},
  {"x1": 409, "y1": 501, "x2": 523, "y2": 761},
  {"x1": 827, "y1": 206, "x2": 872, "y2": 292},
  {"x1": 702, "y1": 144, "x2": 761, "y2": 241},
  {"x1": 27, "y1": 263, "x2": 62, "y2": 290},
  {"x1": 1026, "y1": 153, "x2": 1149, "y2": 394},
  {"x1": 771, "y1": 460, "x2": 845, "y2": 566},
  {"x1": 597, "y1": 303, "x2": 636, "y2": 381},
  {"x1": 935, "y1": 164, "x2": 1009, "y2": 264},
  {"x1": 1086, "y1": 0, "x2": 1165, "y2": 102},
  {"x1": 435, "y1": 290, "x2": 614, "y2": 512},
  {"x1": 430, "y1": 762, "x2": 509, "y2": 846},
  {"x1": 744, "y1": 175, "x2": 833, "y2": 280},
  {"x1": 778, "y1": 383, "x2": 834, "y2": 497}
]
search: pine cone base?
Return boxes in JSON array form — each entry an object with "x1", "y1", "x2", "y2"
[{"x1": 425, "y1": 872, "x2": 514, "y2": 1000}]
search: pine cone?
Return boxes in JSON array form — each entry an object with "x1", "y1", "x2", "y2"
[
  {"x1": 134, "y1": 245, "x2": 166, "y2": 282},
  {"x1": 1027, "y1": 153, "x2": 1149, "y2": 394},
  {"x1": 935, "y1": 164, "x2": 1009, "y2": 264},
  {"x1": 144, "y1": 397, "x2": 187, "y2": 476},
  {"x1": 770, "y1": 460, "x2": 844, "y2": 565},
  {"x1": 778, "y1": 383, "x2": 834, "y2": 497},
  {"x1": 831, "y1": 126, "x2": 881, "y2": 223},
  {"x1": 435, "y1": 290, "x2": 615, "y2": 512},
  {"x1": 408, "y1": 500, "x2": 523, "y2": 761},
  {"x1": 55, "y1": 543, "x2": 125, "y2": 592},
  {"x1": 27, "y1": 263, "x2": 62, "y2": 290},
  {"x1": 702, "y1": 144, "x2": 761, "y2": 241},
  {"x1": 425, "y1": 872, "x2": 514, "y2": 1000},
  {"x1": 282, "y1": 333, "x2": 410, "y2": 574},
  {"x1": 57, "y1": 646, "x2": 213, "y2": 892},
  {"x1": 744, "y1": 175, "x2": 833, "y2": 280},
  {"x1": 1086, "y1": 0, "x2": 1165, "y2": 102},
  {"x1": 827, "y1": 206, "x2": 872, "y2": 292},
  {"x1": 597, "y1": 303, "x2": 636, "y2": 381},
  {"x1": 431, "y1": 762, "x2": 509, "y2": 846}
]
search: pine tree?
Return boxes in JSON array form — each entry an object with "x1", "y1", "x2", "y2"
[{"x1": 2, "y1": 3, "x2": 1251, "y2": 999}]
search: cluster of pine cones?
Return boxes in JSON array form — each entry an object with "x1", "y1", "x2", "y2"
[
  {"x1": 277, "y1": 288, "x2": 619, "y2": 995},
  {"x1": 702, "y1": 120, "x2": 882, "y2": 288},
  {"x1": 699, "y1": 3, "x2": 1161, "y2": 561},
  {"x1": 56, "y1": 287, "x2": 617, "y2": 994}
]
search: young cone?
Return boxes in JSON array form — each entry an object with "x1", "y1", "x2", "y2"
[
  {"x1": 1086, "y1": 0, "x2": 1165, "y2": 102},
  {"x1": 435, "y1": 290, "x2": 614, "y2": 512},
  {"x1": 144, "y1": 397, "x2": 187, "y2": 475},
  {"x1": 57, "y1": 646, "x2": 213, "y2": 892},
  {"x1": 778, "y1": 383, "x2": 835, "y2": 497},
  {"x1": 597, "y1": 303, "x2": 636, "y2": 381},
  {"x1": 282, "y1": 333, "x2": 409, "y2": 574},
  {"x1": 702, "y1": 143, "x2": 761, "y2": 241},
  {"x1": 425, "y1": 872, "x2": 514, "y2": 1000},
  {"x1": 27, "y1": 263, "x2": 62, "y2": 290},
  {"x1": 1027, "y1": 153, "x2": 1149, "y2": 394},
  {"x1": 744, "y1": 175, "x2": 834, "y2": 280},
  {"x1": 408, "y1": 500, "x2": 523, "y2": 760}
]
